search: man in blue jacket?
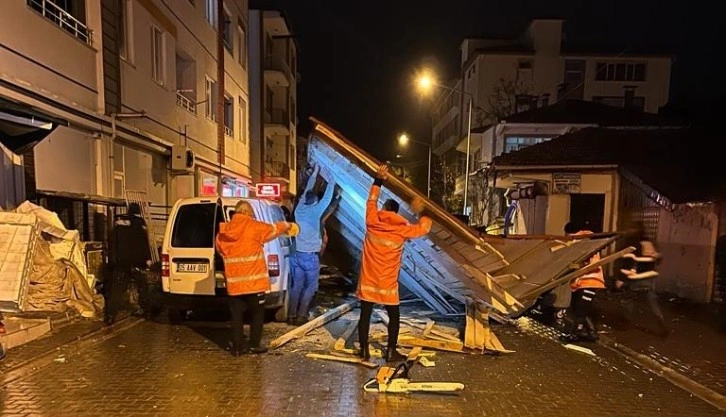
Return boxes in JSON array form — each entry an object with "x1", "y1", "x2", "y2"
[{"x1": 288, "y1": 164, "x2": 338, "y2": 325}]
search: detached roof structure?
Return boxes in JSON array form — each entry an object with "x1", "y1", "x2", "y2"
[
  {"x1": 493, "y1": 127, "x2": 725, "y2": 204},
  {"x1": 500, "y1": 100, "x2": 686, "y2": 127}
]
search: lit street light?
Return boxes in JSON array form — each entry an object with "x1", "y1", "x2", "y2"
[
  {"x1": 415, "y1": 69, "x2": 474, "y2": 218},
  {"x1": 396, "y1": 132, "x2": 431, "y2": 198}
]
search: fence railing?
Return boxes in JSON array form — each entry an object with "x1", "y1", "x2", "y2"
[
  {"x1": 176, "y1": 92, "x2": 197, "y2": 115},
  {"x1": 28, "y1": 0, "x2": 92, "y2": 45}
]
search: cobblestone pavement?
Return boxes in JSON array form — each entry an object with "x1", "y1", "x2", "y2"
[
  {"x1": 595, "y1": 292, "x2": 726, "y2": 396},
  {"x1": 1, "y1": 315, "x2": 723, "y2": 417}
]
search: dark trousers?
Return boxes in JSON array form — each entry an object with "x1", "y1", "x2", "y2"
[
  {"x1": 105, "y1": 266, "x2": 149, "y2": 323},
  {"x1": 357, "y1": 300, "x2": 400, "y2": 354},
  {"x1": 228, "y1": 293, "x2": 266, "y2": 349},
  {"x1": 569, "y1": 288, "x2": 598, "y2": 338}
]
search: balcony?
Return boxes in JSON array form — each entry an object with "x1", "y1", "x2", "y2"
[
  {"x1": 176, "y1": 92, "x2": 197, "y2": 115},
  {"x1": 264, "y1": 55, "x2": 292, "y2": 87},
  {"x1": 265, "y1": 161, "x2": 291, "y2": 182},
  {"x1": 264, "y1": 108, "x2": 290, "y2": 136},
  {"x1": 28, "y1": 0, "x2": 92, "y2": 45}
]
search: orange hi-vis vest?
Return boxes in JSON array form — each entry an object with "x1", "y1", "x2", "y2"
[
  {"x1": 570, "y1": 230, "x2": 606, "y2": 291},
  {"x1": 356, "y1": 185, "x2": 432, "y2": 305},
  {"x1": 215, "y1": 214, "x2": 288, "y2": 296}
]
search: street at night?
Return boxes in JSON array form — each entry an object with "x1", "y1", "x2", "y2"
[
  {"x1": 2, "y1": 314, "x2": 723, "y2": 417},
  {"x1": 1, "y1": 0, "x2": 725, "y2": 416}
]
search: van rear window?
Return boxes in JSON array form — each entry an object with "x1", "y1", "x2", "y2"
[{"x1": 171, "y1": 203, "x2": 218, "y2": 248}]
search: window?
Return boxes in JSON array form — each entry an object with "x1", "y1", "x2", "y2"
[
  {"x1": 205, "y1": 0, "x2": 217, "y2": 27},
  {"x1": 205, "y1": 76, "x2": 217, "y2": 121},
  {"x1": 269, "y1": 205, "x2": 291, "y2": 248},
  {"x1": 595, "y1": 62, "x2": 646, "y2": 82},
  {"x1": 171, "y1": 203, "x2": 218, "y2": 248},
  {"x1": 222, "y1": 8, "x2": 232, "y2": 52},
  {"x1": 238, "y1": 97, "x2": 247, "y2": 143},
  {"x1": 515, "y1": 95, "x2": 538, "y2": 113},
  {"x1": 504, "y1": 136, "x2": 551, "y2": 153},
  {"x1": 237, "y1": 25, "x2": 246, "y2": 67},
  {"x1": 224, "y1": 94, "x2": 233, "y2": 136},
  {"x1": 176, "y1": 51, "x2": 197, "y2": 114},
  {"x1": 119, "y1": 0, "x2": 128, "y2": 60},
  {"x1": 151, "y1": 26, "x2": 165, "y2": 85}
]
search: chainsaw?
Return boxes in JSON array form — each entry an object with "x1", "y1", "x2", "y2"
[{"x1": 362, "y1": 358, "x2": 464, "y2": 393}]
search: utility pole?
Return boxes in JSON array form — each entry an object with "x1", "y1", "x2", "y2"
[{"x1": 216, "y1": 0, "x2": 225, "y2": 195}]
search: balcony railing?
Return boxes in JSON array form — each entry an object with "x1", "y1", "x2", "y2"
[
  {"x1": 264, "y1": 108, "x2": 290, "y2": 126},
  {"x1": 28, "y1": 0, "x2": 92, "y2": 45},
  {"x1": 176, "y1": 92, "x2": 197, "y2": 115},
  {"x1": 265, "y1": 161, "x2": 290, "y2": 179},
  {"x1": 224, "y1": 125, "x2": 233, "y2": 137},
  {"x1": 264, "y1": 55, "x2": 292, "y2": 78}
]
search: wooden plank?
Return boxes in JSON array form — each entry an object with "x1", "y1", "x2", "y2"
[
  {"x1": 306, "y1": 353, "x2": 378, "y2": 368},
  {"x1": 333, "y1": 318, "x2": 359, "y2": 351},
  {"x1": 397, "y1": 336, "x2": 466, "y2": 353},
  {"x1": 270, "y1": 301, "x2": 358, "y2": 350},
  {"x1": 421, "y1": 320, "x2": 435, "y2": 339}
]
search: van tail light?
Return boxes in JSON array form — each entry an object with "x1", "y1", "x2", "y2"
[
  {"x1": 161, "y1": 254, "x2": 170, "y2": 277},
  {"x1": 268, "y1": 254, "x2": 280, "y2": 277}
]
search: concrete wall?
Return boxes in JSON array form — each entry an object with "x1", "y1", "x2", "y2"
[
  {"x1": 0, "y1": 0, "x2": 100, "y2": 111},
  {"x1": 656, "y1": 204, "x2": 719, "y2": 302}
]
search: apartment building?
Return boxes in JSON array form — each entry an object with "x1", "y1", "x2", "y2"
[
  {"x1": 248, "y1": 5, "x2": 298, "y2": 204},
  {"x1": 429, "y1": 19, "x2": 673, "y2": 215},
  {"x1": 0, "y1": 0, "x2": 253, "y2": 217}
]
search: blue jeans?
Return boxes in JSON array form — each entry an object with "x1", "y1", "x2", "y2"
[{"x1": 289, "y1": 252, "x2": 320, "y2": 318}]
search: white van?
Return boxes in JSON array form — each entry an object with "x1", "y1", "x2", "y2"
[{"x1": 160, "y1": 197, "x2": 291, "y2": 321}]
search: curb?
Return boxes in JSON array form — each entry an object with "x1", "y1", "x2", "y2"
[
  {"x1": 0, "y1": 316, "x2": 143, "y2": 386},
  {"x1": 598, "y1": 335, "x2": 726, "y2": 411}
]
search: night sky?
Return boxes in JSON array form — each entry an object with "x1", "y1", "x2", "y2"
[{"x1": 264, "y1": 0, "x2": 722, "y2": 170}]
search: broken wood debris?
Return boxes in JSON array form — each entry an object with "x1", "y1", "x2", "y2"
[
  {"x1": 270, "y1": 301, "x2": 358, "y2": 350},
  {"x1": 306, "y1": 353, "x2": 378, "y2": 368}
]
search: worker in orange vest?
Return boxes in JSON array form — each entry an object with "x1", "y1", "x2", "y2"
[
  {"x1": 216, "y1": 200, "x2": 298, "y2": 356},
  {"x1": 560, "y1": 223, "x2": 606, "y2": 343},
  {"x1": 356, "y1": 164, "x2": 432, "y2": 362}
]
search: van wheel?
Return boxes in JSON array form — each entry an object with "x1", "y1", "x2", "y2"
[{"x1": 274, "y1": 291, "x2": 289, "y2": 322}]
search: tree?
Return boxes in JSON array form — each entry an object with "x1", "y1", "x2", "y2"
[
  {"x1": 479, "y1": 77, "x2": 538, "y2": 125},
  {"x1": 430, "y1": 154, "x2": 462, "y2": 213}
]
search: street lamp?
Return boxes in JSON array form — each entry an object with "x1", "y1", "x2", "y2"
[
  {"x1": 397, "y1": 132, "x2": 432, "y2": 198},
  {"x1": 415, "y1": 70, "x2": 474, "y2": 217}
]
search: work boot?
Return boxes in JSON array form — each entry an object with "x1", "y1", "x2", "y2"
[
  {"x1": 358, "y1": 345, "x2": 370, "y2": 361},
  {"x1": 294, "y1": 316, "x2": 309, "y2": 326},
  {"x1": 286, "y1": 316, "x2": 297, "y2": 326},
  {"x1": 385, "y1": 347, "x2": 406, "y2": 363},
  {"x1": 249, "y1": 345, "x2": 269, "y2": 354}
]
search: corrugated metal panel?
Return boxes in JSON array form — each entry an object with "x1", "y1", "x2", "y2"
[
  {"x1": 309, "y1": 119, "x2": 624, "y2": 316},
  {"x1": 0, "y1": 212, "x2": 38, "y2": 312}
]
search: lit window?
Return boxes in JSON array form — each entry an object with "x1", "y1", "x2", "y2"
[{"x1": 205, "y1": 77, "x2": 217, "y2": 121}]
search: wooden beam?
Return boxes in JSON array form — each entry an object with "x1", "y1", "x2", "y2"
[
  {"x1": 397, "y1": 336, "x2": 465, "y2": 353},
  {"x1": 270, "y1": 301, "x2": 358, "y2": 350},
  {"x1": 306, "y1": 353, "x2": 378, "y2": 368}
]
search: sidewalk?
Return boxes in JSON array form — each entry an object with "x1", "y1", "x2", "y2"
[{"x1": 595, "y1": 291, "x2": 726, "y2": 396}]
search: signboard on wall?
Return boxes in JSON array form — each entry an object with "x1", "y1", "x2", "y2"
[
  {"x1": 552, "y1": 173, "x2": 581, "y2": 194},
  {"x1": 256, "y1": 183, "x2": 281, "y2": 198}
]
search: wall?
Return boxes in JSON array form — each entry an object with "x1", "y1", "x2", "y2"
[
  {"x1": 33, "y1": 126, "x2": 96, "y2": 195},
  {"x1": 495, "y1": 170, "x2": 616, "y2": 235},
  {"x1": 581, "y1": 56, "x2": 672, "y2": 113},
  {"x1": 120, "y1": 0, "x2": 250, "y2": 198},
  {"x1": 655, "y1": 204, "x2": 718, "y2": 302},
  {"x1": 0, "y1": 144, "x2": 24, "y2": 209},
  {"x1": 0, "y1": 0, "x2": 100, "y2": 111}
]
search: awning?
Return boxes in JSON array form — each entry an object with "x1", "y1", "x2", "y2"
[{"x1": 0, "y1": 97, "x2": 68, "y2": 155}]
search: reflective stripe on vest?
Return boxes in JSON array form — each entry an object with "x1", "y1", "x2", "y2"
[
  {"x1": 224, "y1": 254, "x2": 265, "y2": 264},
  {"x1": 366, "y1": 234, "x2": 403, "y2": 250},
  {"x1": 226, "y1": 272, "x2": 270, "y2": 284},
  {"x1": 359, "y1": 284, "x2": 398, "y2": 296}
]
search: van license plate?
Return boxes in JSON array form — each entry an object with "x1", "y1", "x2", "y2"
[{"x1": 176, "y1": 263, "x2": 208, "y2": 273}]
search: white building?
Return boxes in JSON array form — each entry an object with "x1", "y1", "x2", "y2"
[
  {"x1": 1, "y1": 0, "x2": 253, "y2": 236},
  {"x1": 248, "y1": 6, "x2": 298, "y2": 204},
  {"x1": 430, "y1": 18, "x2": 673, "y2": 215}
]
